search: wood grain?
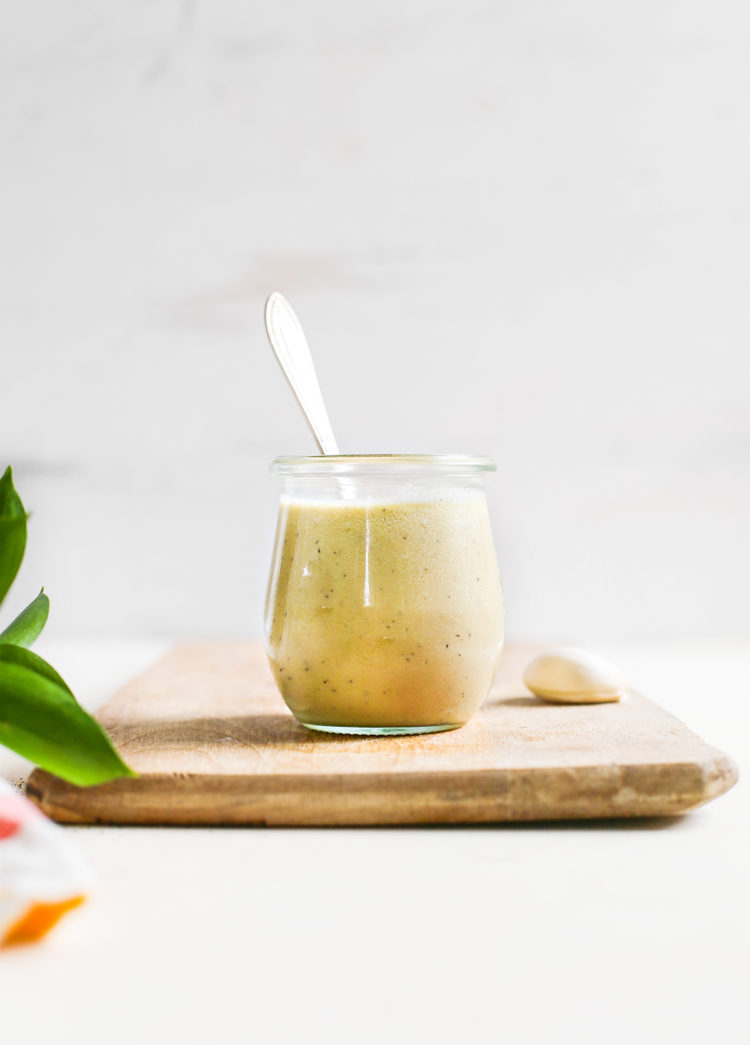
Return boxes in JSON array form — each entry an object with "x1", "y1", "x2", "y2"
[{"x1": 27, "y1": 642, "x2": 738, "y2": 825}]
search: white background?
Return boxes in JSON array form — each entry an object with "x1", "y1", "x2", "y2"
[
  {"x1": 2, "y1": 0, "x2": 748, "y2": 641},
  {"x1": 1, "y1": 7, "x2": 749, "y2": 1042}
]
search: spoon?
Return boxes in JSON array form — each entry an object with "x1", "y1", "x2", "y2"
[{"x1": 264, "y1": 292, "x2": 340, "y2": 455}]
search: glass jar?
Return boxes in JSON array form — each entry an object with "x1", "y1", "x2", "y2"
[{"x1": 264, "y1": 455, "x2": 504, "y2": 735}]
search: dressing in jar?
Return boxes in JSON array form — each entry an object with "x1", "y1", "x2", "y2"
[{"x1": 265, "y1": 455, "x2": 503, "y2": 734}]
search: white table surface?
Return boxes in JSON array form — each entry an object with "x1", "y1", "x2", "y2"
[{"x1": 2, "y1": 638, "x2": 748, "y2": 1045}]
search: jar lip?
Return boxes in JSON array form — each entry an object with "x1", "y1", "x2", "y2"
[{"x1": 271, "y1": 453, "x2": 496, "y2": 475}]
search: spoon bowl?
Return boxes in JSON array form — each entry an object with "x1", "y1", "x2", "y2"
[{"x1": 264, "y1": 292, "x2": 340, "y2": 456}]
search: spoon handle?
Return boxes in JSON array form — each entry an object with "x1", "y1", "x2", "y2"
[{"x1": 264, "y1": 292, "x2": 340, "y2": 456}]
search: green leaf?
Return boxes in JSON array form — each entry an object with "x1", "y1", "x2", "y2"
[
  {"x1": 0, "y1": 644, "x2": 135, "y2": 786},
  {"x1": 0, "y1": 589, "x2": 49, "y2": 648},
  {"x1": 0, "y1": 467, "x2": 28, "y2": 607},
  {"x1": 0, "y1": 643, "x2": 74, "y2": 694}
]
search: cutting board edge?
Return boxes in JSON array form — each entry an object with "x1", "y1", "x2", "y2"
[{"x1": 27, "y1": 749, "x2": 738, "y2": 827}]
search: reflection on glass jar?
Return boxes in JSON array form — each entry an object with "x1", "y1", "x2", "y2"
[{"x1": 265, "y1": 455, "x2": 504, "y2": 735}]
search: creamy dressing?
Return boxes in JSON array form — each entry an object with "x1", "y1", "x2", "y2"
[{"x1": 265, "y1": 497, "x2": 504, "y2": 730}]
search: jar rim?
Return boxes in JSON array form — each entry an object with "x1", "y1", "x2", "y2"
[{"x1": 271, "y1": 454, "x2": 496, "y2": 476}]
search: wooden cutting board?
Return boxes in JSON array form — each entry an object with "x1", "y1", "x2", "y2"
[{"x1": 27, "y1": 642, "x2": 738, "y2": 825}]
